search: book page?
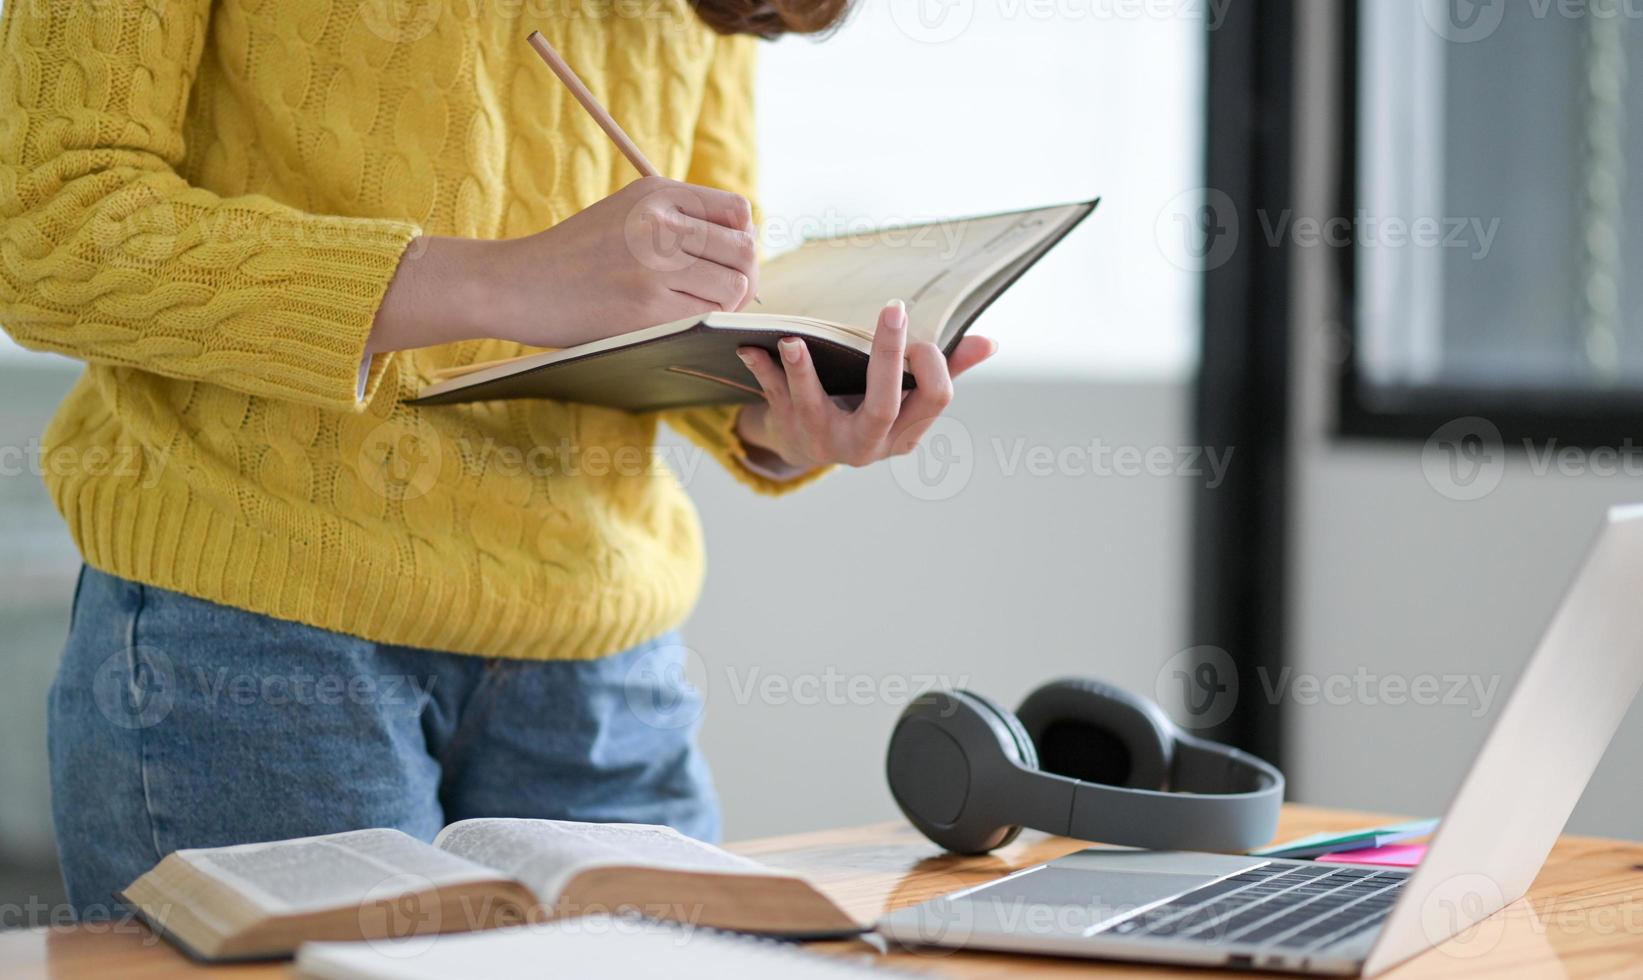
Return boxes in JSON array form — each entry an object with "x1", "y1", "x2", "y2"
[
  {"x1": 180, "y1": 829, "x2": 500, "y2": 914},
  {"x1": 758, "y1": 203, "x2": 1088, "y2": 344},
  {"x1": 433, "y1": 819, "x2": 782, "y2": 903}
]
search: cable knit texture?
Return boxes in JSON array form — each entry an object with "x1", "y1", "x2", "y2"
[{"x1": 0, "y1": 0, "x2": 801, "y2": 661}]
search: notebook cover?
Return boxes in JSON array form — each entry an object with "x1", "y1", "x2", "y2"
[{"x1": 411, "y1": 324, "x2": 886, "y2": 413}]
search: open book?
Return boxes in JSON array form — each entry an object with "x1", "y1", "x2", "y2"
[
  {"x1": 120, "y1": 819, "x2": 860, "y2": 962},
  {"x1": 412, "y1": 200, "x2": 1097, "y2": 412}
]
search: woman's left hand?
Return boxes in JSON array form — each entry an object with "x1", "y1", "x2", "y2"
[{"x1": 733, "y1": 300, "x2": 997, "y2": 478}]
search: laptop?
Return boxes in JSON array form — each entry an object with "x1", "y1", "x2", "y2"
[{"x1": 880, "y1": 504, "x2": 1643, "y2": 975}]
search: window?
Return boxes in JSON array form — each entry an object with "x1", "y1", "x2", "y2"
[
  {"x1": 757, "y1": 1, "x2": 1206, "y2": 380},
  {"x1": 1341, "y1": 0, "x2": 1643, "y2": 440}
]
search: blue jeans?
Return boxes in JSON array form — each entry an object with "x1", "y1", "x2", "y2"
[{"x1": 47, "y1": 567, "x2": 718, "y2": 919}]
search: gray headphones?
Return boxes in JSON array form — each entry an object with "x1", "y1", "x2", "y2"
[{"x1": 886, "y1": 678, "x2": 1283, "y2": 855}]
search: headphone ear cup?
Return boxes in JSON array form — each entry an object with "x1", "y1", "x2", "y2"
[
  {"x1": 1016, "y1": 679, "x2": 1176, "y2": 790},
  {"x1": 885, "y1": 690, "x2": 1034, "y2": 854}
]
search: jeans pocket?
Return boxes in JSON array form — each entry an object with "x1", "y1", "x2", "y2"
[
  {"x1": 84, "y1": 581, "x2": 176, "y2": 734},
  {"x1": 65, "y1": 564, "x2": 88, "y2": 638}
]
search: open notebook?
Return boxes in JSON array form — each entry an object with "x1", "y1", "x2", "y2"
[
  {"x1": 296, "y1": 917, "x2": 902, "y2": 980},
  {"x1": 412, "y1": 200, "x2": 1097, "y2": 412}
]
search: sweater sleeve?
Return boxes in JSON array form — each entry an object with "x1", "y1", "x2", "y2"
[
  {"x1": 0, "y1": 0, "x2": 421, "y2": 410},
  {"x1": 660, "y1": 33, "x2": 828, "y2": 495}
]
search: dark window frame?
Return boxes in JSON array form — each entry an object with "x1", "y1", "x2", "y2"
[
  {"x1": 1332, "y1": 0, "x2": 1643, "y2": 449},
  {"x1": 1191, "y1": 0, "x2": 1295, "y2": 768}
]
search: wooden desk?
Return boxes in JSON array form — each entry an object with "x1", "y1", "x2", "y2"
[{"x1": 3, "y1": 804, "x2": 1641, "y2": 978}]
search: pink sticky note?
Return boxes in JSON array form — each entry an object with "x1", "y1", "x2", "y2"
[{"x1": 1316, "y1": 843, "x2": 1427, "y2": 868}]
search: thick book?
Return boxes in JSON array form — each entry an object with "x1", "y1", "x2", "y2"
[
  {"x1": 412, "y1": 199, "x2": 1098, "y2": 412},
  {"x1": 119, "y1": 819, "x2": 861, "y2": 962}
]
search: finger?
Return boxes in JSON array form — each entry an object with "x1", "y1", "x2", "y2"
[
  {"x1": 739, "y1": 248, "x2": 761, "y2": 312},
  {"x1": 645, "y1": 289, "x2": 719, "y2": 326},
  {"x1": 668, "y1": 261, "x2": 750, "y2": 312},
  {"x1": 855, "y1": 300, "x2": 908, "y2": 439},
  {"x1": 777, "y1": 337, "x2": 841, "y2": 433},
  {"x1": 736, "y1": 346, "x2": 790, "y2": 411},
  {"x1": 947, "y1": 335, "x2": 997, "y2": 380},
  {"x1": 677, "y1": 216, "x2": 759, "y2": 279},
  {"x1": 888, "y1": 342, "x2": 954, "y2": 450},
  {"x1": 667, "y1": 182, "x2": 754, "y2": 231}
]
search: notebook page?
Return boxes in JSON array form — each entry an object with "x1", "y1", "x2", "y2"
[
  {"x1": 758, "y1": 204, "x2": 1086, "y2": 344},
  {"x1": 433, "y1": 819, "x2": 782, "y2": 903},
  {"x1": 297, "y1": 918, "x2": 898, "y2": 980}
]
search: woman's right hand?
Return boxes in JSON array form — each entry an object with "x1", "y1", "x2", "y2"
[{"x1": 368, "y1": 176, "x2": 760, "y2": 355}]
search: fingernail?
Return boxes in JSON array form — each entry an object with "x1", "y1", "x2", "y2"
[
  {"x1": 736, "y1": 349, "x2": 755, "y2": 365},
  {"x1": 887, "y1": 299, "x2": 908, "y2": 330},
  {"x1": 779, "y1": 338, "x2": 802, "y2": 364}
]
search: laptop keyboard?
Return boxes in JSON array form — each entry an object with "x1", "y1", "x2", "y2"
[{"x1": 1103, "y1": 863, "x2": 1409, "y2": 952}]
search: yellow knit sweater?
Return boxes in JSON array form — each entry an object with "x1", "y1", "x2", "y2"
[{"x1": 0, "y1": 0, "x2": 802, "y2": 660}]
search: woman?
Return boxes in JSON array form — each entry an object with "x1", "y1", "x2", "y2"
[{"x1": 0, "y1": 0, "x2": 994, "y2": 917}]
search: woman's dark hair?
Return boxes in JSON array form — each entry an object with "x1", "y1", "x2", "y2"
[{"x1": 691, "y1": 0, "x2": 854, "y2": 37}]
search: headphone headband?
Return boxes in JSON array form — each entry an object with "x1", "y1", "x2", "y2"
[{"x1": 1066, "y1": 736, "x2": 1283, "y2": 852}]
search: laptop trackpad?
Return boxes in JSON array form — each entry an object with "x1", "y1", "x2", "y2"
[{"x1": 961, "y1": 867, "x2": 1218, "y2": 934}]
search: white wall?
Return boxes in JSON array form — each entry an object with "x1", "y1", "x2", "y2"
[{"x1": 1285, "y1": 2, "x2": 1643, "y2": 842}]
